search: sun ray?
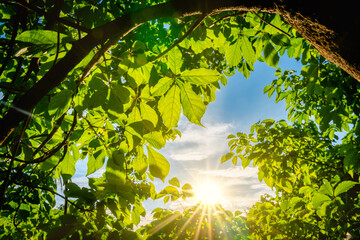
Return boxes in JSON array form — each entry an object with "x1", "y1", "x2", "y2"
[
  {"x1": 174, "y1": 204, "x2": 202, "y2": 239},
  {"x1": 194, "y1": 205, "x2": 207, "y2": 239},
  {"x1": 147, "y1": 212, "x2": 181, "y2": 236}
]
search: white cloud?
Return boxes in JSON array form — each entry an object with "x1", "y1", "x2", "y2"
[
  {"x1": 197, "y1": 166, "x2": 258, "y2": 178},
  {"x1": 163, "y1": 117, "x2": 235, "y2": 162}
]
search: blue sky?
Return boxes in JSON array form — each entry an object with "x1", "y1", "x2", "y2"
[
  {"x1": 65, "y1": 54, "x2": 303, "y2": 222},
  {"x1": 139, "y1": 55, "x2": 303, "y2": 215}
]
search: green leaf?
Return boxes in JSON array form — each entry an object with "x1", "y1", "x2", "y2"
[
  {"x1": 158, "y1": 85, "x2": 181, "y2": 129},
  {"x1": 133, "y1": 154, "x2": 148, "y2": 175},
  {"x1": 140, "y1": 101, "x2": 158, "y2": 128},
  {"x1": 312, "y1": 193, "x2": 331, "y2": 209},
  {"x1": 106, "y1": 150, "x2": 126, "y2": 185},
  {"x1": 225, "y1": 38, "x2": 242, "y2": 67},
  {"x1": 179, "y1": 83, "x2": 206, "y2": 125},
  {"x1": 162, "y1": 186, "x2": 179, "y2": 195},
  {"x1": 128, "y1": 63, "x2": 153, "y2": 86},
  {"x1": 319, "y1": 179, "x2": 333, "y2": 196},
  {"x1": 16, "y1": 30, "x2": 72, "y2": 45},
  {"x1": 221, "y1": 152, "x2": 235, "y2": 163},
  {"x1": 87, "y1": 148, "x2": 106, "y2": 176},
  {"x1": 60, "y1": 152, "x2": 76, "y2": 179},
  {"x1": 48, "y1": 90, "x2": 72, "y2": 119},
  {"x1": 301, "y1": 64, "x2": 318, "y2": 80},
  {"x1": 147, "y1": 146, "x2": 170, "y2": 182},
  {"x1": 131, "y1": 207, "x2": 141, "y2": 225},
  {"x1": 143, "y1": 131, "x2": 165, "y2": 149},
  {"x1": 180, "y1": 68, "x2": 221, "y2": 85},
  {"x1": 271, "y1": 34, "x2": 291, "y2": 47},
  {"x1": 150, "y1": 77, "x2": 173, "y2": 96},
  {"x1": 263, "y1": 42, "x2": 279, "y2": 68},
  {"x1": 168, "y1": 177, "x2": 180, "y2": 187},
  {"x1": 110, "y1": 83, "x2": 131, "y2": 104},
  {"x1": 88, "y1": 85, "x2": 108, "y2": 109},
  {"x1": 15, "y1": 30, "x2": 72, "y2": 57},
  {"x1": 240, "y1": 37, "x2": 256, "y2": 65},
  {"x1": 167, "y1": 46, "x2": 183, "y2": 74},
  {"x1": 334, "y1": 181, "x2": 358, "y2": 196}
]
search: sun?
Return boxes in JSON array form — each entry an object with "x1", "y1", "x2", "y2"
[{"x1": 194, "y1": 180, "x2": 224, "y2": 205}]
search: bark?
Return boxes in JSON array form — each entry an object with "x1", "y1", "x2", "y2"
[
  {"x1": 0, "y1": 0, "x2": 359, "y2": 145},
  {"x1": 276, "y1": 1, "x2": 360, "y2": 83}
]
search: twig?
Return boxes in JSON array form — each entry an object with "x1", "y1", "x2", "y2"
[
  {"x1": 58, "y1": 18, "x2": 90, "y2": 33},
  {"x1": 76, "y1": 37, "x2": 120, "y2": 85},
  {"x1": 0, "y1": 13, "x2": 20, "y2": 77},
  {"x1": 17, "y1": 110, "x2": 77, "y2": 167},
  {"x1": 207, "y1": 12, "x2": 245, "y2": 28},
  {"x1": 50, "y1": 22, "x2": 61, "y2": 69},
  {"x1": 33, "y1": 113, "x2": 66, "y2": 156},
  {"x1": 0, "y1": 110, "x2": 32, "y2": 211},
  {"x1": 252, "y1": 12, "x2": 292, "y2": 38},
  {"x1": 151, "y1": 14, "x2": 207, "y2": 63},
  {"x1": 0, "y1": 154, "x2": 27, "y2": 163}
]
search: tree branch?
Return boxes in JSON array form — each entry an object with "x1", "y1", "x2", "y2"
[
  {"x1": 0, "y1": 110, "x2": 32, "y2": 211},
  {"x1": 252, "y1": 11, "x2": 292, "y2": 38},
  {"x1": 151, "y1": 14, "x2": 207, "y2": 63},
  {"x1": 0, "y1": 0, "x2": 279, "y2": 146}
]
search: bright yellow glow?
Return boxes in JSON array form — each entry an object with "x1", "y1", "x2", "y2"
[{"x1": 194, "y1": 181, "x2": 224, "y2": 205}]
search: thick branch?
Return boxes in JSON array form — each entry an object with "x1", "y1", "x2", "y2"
[{"x1": 1, "y1": 0, "x2": 358, "y2": 146}]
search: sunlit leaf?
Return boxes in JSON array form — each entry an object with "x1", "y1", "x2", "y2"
[
  {"x1": 147, "y1": 146, "x2": 170, "y2": 182},
  {"x1": 263, "y1": 42, "x2": 279, "y2": 68},
  {"x1": 48, "y1": 90, "x2": 72, "y2": 119},
  {"x1": 168, "y1": 177, "x2": 180, "y2": 187},
  {"x1": 87, "y1": 148, "x2": 106, "y2": 176},
  {"x1": 334, "y1": 181, "x2": 358, "y2": 196},
  {"x1": 225, "y1": 38, "x2": 242, "y2": 67},
  {"x1": 179, "y1": 83, "x2": 206, "y2": 125},
  {"x1": 150, "y1": 77, "x2": 173, "y2": 96},
  {"x1": 180, "y1": 68, "x2": 221, "y2": 85},
  {"x1": 167, "y1": 46, "x2": 183, "y2": 74},
  {"x1": 158, "y1": 84, "x2": 181, "y2": 129},
  {"x1": 105, "y1": 150, "x2": 126, "y2": 185}
]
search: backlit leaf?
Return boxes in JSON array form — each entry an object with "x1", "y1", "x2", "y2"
[
  {"x1": 263, "y1": 42, "x2": 279, "y2": 68},
  {"x1": 312, "y1": 193, "x2": 331, "y2": 209},
  {"x1": 180, "y1": 68, "x2": 221, "y2": 85},
  {"x1": 167, "y1": 46, "x2": 183, "y2": 74},
  {"x1": 60, "y1": 152, "x2": 76, "y2": 179},
  {"x1": 105, "y1": 150, "x2": 126, "y2": 184},
  {"x1": 169, "y1": 177, "x2": 180, "y2": 187},
  {"x1": 225, "y1": 38, "x2": 242, "y2": 67},
  {"x1": 334, "y1": 181, "x2": 358, "y2": 196},
  {"x1": 158, "y1": 85, "x2": 181, "y2": 129},
  {"x1": 87, "y1": 148, "x2": 106, "y2": 176},
  {"x1": 48, "y1": 90, "x2": 72, "y2": 119},
  {"x1": 179, "y1": 83, "x2": 206, "y2": 125},
  {"x1": 150, "y1": 77, "x2": 173, "y2": 96},
  {"x1": 147, "y1": 146, "x2": 170, "y2": 182}
]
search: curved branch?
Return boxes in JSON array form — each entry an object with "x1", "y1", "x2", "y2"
[
  {"x1": 151, "y1": 14, "x2": 207, "y2": 63},
  {"x1": 0, "y1": 0, "x2": 279, "y2": 146}
]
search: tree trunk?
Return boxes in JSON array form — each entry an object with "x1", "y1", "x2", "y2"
[
  {"x1": 0, "y1": 0, "x2": 359, "y2": 145},
  {"x1": 277, "y1": 1, "x2": 360, "y2": 82}
]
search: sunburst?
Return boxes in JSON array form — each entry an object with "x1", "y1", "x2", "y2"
[{"x1": 193, "y1": 180, "x2": 224, "y2": 206}]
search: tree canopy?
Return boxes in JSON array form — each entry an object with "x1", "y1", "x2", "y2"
[{"x1": 1, "y1": 0, "x2": 359, "y2": 239}]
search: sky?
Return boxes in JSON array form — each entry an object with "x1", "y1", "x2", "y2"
[
  {"x1": 60, "y1": 54, "x2": 303, "y2": 223},
  {"x1": 140, "y1": 55, "x2": 303, "y2": 215}
]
